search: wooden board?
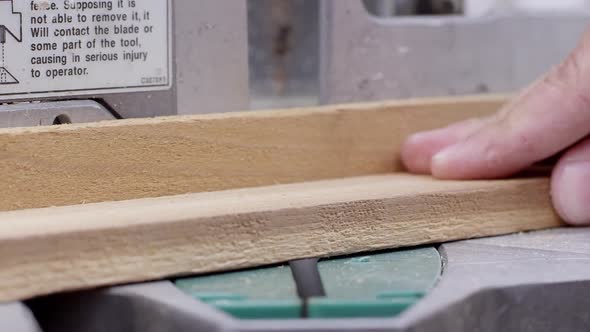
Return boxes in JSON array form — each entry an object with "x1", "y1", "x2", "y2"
[
  {"x1": 0, "y1": 95, "x2": 507, "y2": 212},
  {"x1": 0, "y1": 174, "x2": 561, "y2": 302}
]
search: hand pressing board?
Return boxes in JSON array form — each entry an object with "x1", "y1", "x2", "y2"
[
  {"x1": 0, "y1": 94, "x2": 507, "y2": 211},
  {"x1": 0, "y1": 174, "x2": 561, "y2": 302}
]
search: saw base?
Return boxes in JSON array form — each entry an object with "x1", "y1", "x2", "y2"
[{"x1": 17, "y1": 227, "x2": 590, "y2": 332}]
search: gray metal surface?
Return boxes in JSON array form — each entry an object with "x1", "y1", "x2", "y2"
[
  {"x1": 319, "y1": 0, "x2": 590, "y2": 104},
  {"x1": 0, "y1": 100, "x2": 115, "y2": 128},
  {"x1": 92, "y1": 0, "x2": 250, "y2": 118},
  {"x1": 171, "y1": 0, "x2": 249, "y2": 116},
  {"x1": 389, "y1": 227, "x2": 590, "y2": 331},
  {"x1": 248, "y1": 0, "x2": 319, "y2": 109},
  {"x1": 29, "y1": 282, "x2": 232, "y2": 332},
  {"x1": 28, "y1": 228, "x2": 590, "y2": 332},
  {"x1": 0, "y1": 302, "x2": 42, "y2": 332}
]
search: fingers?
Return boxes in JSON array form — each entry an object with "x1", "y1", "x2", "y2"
[
  {"x1": 551, "y1": 138, "x2": 590, "y2": 225},
  {"x1": 401, "y1": 118, "x2": 490, "y2": 174},
  {"x1": 429, "y1": 27, "x2": 590, "y2": 179}
]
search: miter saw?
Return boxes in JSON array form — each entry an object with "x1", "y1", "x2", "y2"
[{"x1": 2, "y1": 1, "x2": 590, "y2": 332}]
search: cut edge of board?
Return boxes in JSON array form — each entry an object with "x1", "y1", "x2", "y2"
[
  {"x1": 0, "y1": 174, "x2": 562, "y2": 302},
  {"x1": 0, "y1": 174, "x2": 547, "y2": 236}
]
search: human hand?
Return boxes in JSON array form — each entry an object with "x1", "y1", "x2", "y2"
[{"x1": 401, "y1": 28, "x2": 590, "y2": 226}]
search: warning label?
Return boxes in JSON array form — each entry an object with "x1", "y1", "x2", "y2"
[{"x1": 0, "y1": 0, "x2": 171, "y2": 100}]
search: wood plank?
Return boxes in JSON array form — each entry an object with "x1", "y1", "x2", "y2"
[
  {"x1": 0, "y1": 95, "x2": 507, "y2": 212},
  {"x1": 0, "y1": 174, "x2": 561, "y2": 301}
]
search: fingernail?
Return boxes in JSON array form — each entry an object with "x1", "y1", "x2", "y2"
[
  {"x1": 431, "y1": 145, "x2": 461, "y2": 178},
  {"x1": 404, "y1": 132, "x2": 429, "y2": 148},
  {"x1": 401, "y1": 133, "x2": 434, "y2": 174},
  {"x1": 552, "y1": 161, "x2": 590, "y2": 225}
]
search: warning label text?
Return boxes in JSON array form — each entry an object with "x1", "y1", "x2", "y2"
[{"x1": 0, "y1": 0, "x2": 171, "y2": 99}]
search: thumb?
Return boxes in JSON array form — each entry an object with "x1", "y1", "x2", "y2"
[{"x1": 552, "y1": 138, "x2": 590, "y2": 226}]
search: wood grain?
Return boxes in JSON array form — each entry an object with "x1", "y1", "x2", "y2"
[
  {"x1": 0, "y1": 174, "x2": 561, "y2": 301},
  {"x1": 0, "y1": 95, "x2": 507, "y2": 211}
]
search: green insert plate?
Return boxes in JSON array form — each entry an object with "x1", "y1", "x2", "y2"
[{"x1": 175, "y1": 247, "x2": 441, "y2": 320}]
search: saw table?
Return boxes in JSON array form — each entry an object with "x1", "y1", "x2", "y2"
[
  {"x1": 6, "y1": 228, "x2": 590, "y2": 331},
  {"x1": 1, "y1": 1, "x2": 589, "y2": 331},
  {"x1": 21, "y1": 228, "x2": 590, "y2": 332}
]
